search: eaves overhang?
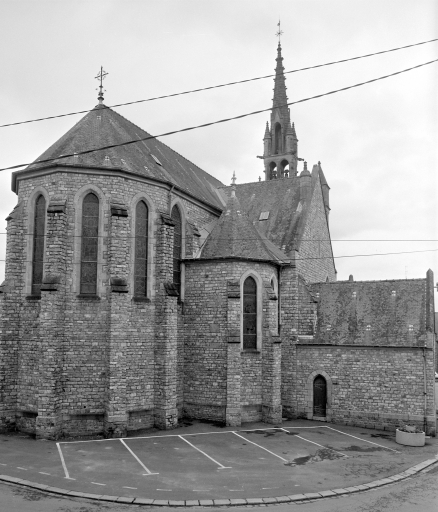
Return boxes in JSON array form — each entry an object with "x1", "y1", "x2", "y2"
[{"x1": 183, "y1": 256, "x2": 294, "y2": 267}]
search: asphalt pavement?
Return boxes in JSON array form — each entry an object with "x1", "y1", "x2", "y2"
[{"x1": 1, "y1": 418, "x2": 437, "y2": 507}]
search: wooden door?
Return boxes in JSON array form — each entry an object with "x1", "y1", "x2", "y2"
[{"x1": 313, "y1": 375, "x2": 327, "y2": 417}]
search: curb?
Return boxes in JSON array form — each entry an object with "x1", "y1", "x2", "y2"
[{"x1": 1, "y1": 457, "x2": 437, "y2": 507}]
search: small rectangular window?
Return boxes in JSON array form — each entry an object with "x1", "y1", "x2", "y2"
[{"x1": 151, "y1": 154, "x2": 162, "y2": 166}]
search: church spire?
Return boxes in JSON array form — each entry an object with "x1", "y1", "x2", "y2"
[
  {"x1": 272, "y1": 42, "x2": 289, "y2": 117},
  {"x1": 260, "y1": 32, "x2": 299, "y2": 181}
]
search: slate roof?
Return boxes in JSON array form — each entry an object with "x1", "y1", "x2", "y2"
[
  {"x1": 200, "y1": 189, "x2": 289, "y2": 264},
  {"x1": 220, "y1": 178, "x2": 303, "y2": 255},
  {"x1": 219, "y1": 164, "x2": 330, "y2": 256},
  {"x1": 14, "y1": 104, "x2": 225, "y2": 209},
  {"x1": 308, "y1": 279, "x2": 428, "y2": 345}
]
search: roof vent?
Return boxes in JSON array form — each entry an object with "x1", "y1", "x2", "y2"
[
  {"x1": 259, "y1": 211, "x2": 269, "y2": 221},
  {"x1": 151, "y1": 154, "x2": 162, "y2": 166}
]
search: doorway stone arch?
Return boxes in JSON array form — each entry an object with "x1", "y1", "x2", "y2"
[{"x1": 305, "y1": 370, "x2": 333, "y2": 421}]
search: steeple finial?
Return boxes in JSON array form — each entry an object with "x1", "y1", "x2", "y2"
[
  {"x1": 95, "y1": 66, "x2": 108, "y2": 104},
  {"x1": 231, "y1": 171, "x2": 237, "y2": 186},
  {"x1": 231, "y1": 171, "x2": 237, "y2": 197},
  {"x1": 276, "y1": 19, "x2": 283, "y2": 45}
]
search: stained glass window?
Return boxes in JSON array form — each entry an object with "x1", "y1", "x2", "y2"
[
  {"x1": 31, "y1": 195, "x2": 46, "y2": 295},
  {"x1": 171, "y1": 205, "x2": 182, "y2": 294},
  {"x1": 243, "y1": 276, "x2": 257, "y2": 349},
  {"x1": 134, "y1": 201, "x2": 148, "y2": 296},
  {"x1": 80, "y1": 193, "x2": 99, "y2": 294}
]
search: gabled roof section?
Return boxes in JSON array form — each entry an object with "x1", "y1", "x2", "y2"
[
  {"x1": 15, "y1": 104, "x2": 225, "y2": 208},
  {"x1": 200, "y1": 189, "x2": 289, "y2": 264},
  {"x1": 220, "y1": 178, "x2": 302, "y2": 255}
]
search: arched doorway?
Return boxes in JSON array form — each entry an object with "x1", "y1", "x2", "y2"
[{"x1": 313, "y1": 375, "x2": 327, "y2": 417}]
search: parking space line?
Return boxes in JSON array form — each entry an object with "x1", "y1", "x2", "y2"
[
  {"x1": 91, "y1": 482, "x2": 106, "y2": 486},
  {"x1": 119, "y1": 439, "x2": 159, "y2": 475},
  {"x1": 325, "y1": 426, "x2": 400, "y2": 453},
  {"x1": 38, "y1": 472, "x2": 51, "y2": 475},
  {"x1": 123, "y1": 486, "x2": 137, "y2": 490},
  {"x1": 232, "y1": 431, "x2": 289, "y2": 463},
  {"x1": 178, "y1": 435, "x2": 231, "y2": 469},
  {"x1": 58, "y1": 426, "x2": 324, "y2": 445},
  {"x1": 280, "y1": 428, "x2": 348, "y2": 457},
  {"x1": 56, "y1": 442, "x2": 74, "y2": 480}
]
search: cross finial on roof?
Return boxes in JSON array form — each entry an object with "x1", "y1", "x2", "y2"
[
  {"x1": 231, "y1": 171, "x2": 237, "y2": 186},
  {"x1": 95, "y1": 66, "x2": 108, "y2": 104},
  {"x1": 276, "y1": 19, "x2": 283, "y2": 44}
]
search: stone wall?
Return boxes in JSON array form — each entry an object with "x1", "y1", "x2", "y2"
[
  {"x1": 183, "y1": 260, "x2": 282, "y2": 425},
  {"x1": 0, "y1": 168, "x2": 219, "y2": 437},
  {"x1": 290, "y1": 274, "x2": 437, "y2": 435}
]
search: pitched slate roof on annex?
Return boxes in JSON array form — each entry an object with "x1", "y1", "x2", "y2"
[
  {"x1": 200, "y1": 190, "x2": 289, "y2": 264},
  {"x1": 15, "y1": 104, "x2": 225, "y2": 209},
  {"x1": 220, "y1": 178, "x2": 303, "y2": 255}
]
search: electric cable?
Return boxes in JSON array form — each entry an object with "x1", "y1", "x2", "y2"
[
  {"x1": 1, "y1": 58, "x2": 437, "y2": 173},
  {"x1": 0, "y1": 247, "x2": 435, "y2": 265},
  {"x1": 1, "y1": 37, "x2": 437, "y2": 129}
]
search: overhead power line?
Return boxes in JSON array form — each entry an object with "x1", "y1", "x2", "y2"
[
  {"x1": 1, "y1": 58, "x2": 436, "y2": 173},
  {"x1": 0, "y1": 248, "x2": 435, "y2": 265},
  {"x1": 1, "y1": 37, "x2": 437, "y2": 129},
  {"x1": 0, "y1": 59, "x2": 438, "y2": 171}
]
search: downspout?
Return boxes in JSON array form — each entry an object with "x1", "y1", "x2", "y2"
[
  {"x1": 422, "y1": 347, "x2": 427, "y2": 434},
  {"x1": 277, "y1": 266, "x2": 281, "y2": 335}
]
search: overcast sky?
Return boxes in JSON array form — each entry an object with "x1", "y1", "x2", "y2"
[{"x1": 1, "y1": 0, "x2": 437, "y2": 302}]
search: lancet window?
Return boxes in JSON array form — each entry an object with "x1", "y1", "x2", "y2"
[
  {"x1": 134, "y1": 200, "x2": 149, "y2": 297},
  {"x1": 31, "y1": 195, "x2": 46, "y2": 295},
  {"x1": 243, "y1": 276, "x2": 257, "y2": 349},
  {"x1": 171, "y1": 205, "x2": 182, "y2": 294},
  {"x1": 80, "y1": 193, "x2": 99, "y2": 294}
]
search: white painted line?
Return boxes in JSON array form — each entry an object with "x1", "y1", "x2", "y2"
[
  {"x1": 232, "y1": 431, "x2": 289, "y2": 463},
  {"x1": 0, "y1": 464, "x2": 6, "y2": 466},
  {"x1": 279, "y1": 428, "x2": 348, "y2": 458},
  {"x1": 325, "y1": 426, "x2": 400, "y2": 453},
  {"x1": 16, "y1": 467, "x2": 28, "y2": 470},
  {"x1": 119, "y1": 439, "x2": 159, "y2": 475},
  {"x1": 91, "y1": 482, "x2": 106, "y2": 486},
  {"x1": 57, "y1": 442, "x2": 74, "y2": 479},
  {"x1": 193, "y1": 489, "x2": 211, "y2": 491},
  {"x1": 38, "y1": 472, "x2": 51, "y2": 475},
  {"x1": 157, "y1": 489, "x2": 172, "y2": 491},
  {"x1": 178, "y1": 435, "x2": 231, "y2": 469},
  {"x1": 229, "y1": 489, "x2": 245, "y2": 491},
  {"x1": 263, "y1": 487, "x2": 279, "y2": 490},
  {"x1": 123, "y1": 486, "x2": 138, "y2": 490}
]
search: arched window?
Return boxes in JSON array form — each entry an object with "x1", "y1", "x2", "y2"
[
  {"x1": 31, "y1": 195, "x2": 46, "y2": 295},
  {"x1": 243, "y1": 276, "x2": 257, "y2": 349},
  {"x1": 80, "y1": 193, "x2": 99, "y2": 294},
  {"x1": 134, "y1": 201, "x2": 148, "y2": 297},
  {"x1": 171, "y1": 205, "x2": 182, "y2": 294},
  {"x1": 274, "y1": 123, "x2": 282, "y2": 154}
]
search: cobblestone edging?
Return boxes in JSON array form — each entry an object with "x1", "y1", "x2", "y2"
[{"x1": 1, "y1": 456, "x2": 437, "y2": 507}]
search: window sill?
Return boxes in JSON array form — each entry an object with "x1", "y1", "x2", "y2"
[
  {"x1": 26, "y1": 295, "x2": 41, "y2": 301},
  {"x1": 132, "y1": 296, "x2": 151, "y2": 303},
  {"x1": 76, "y1": 294, "x2": 100, "y2": 300},
  {"x1": 242, "y1": 349, "x2": 260, "y2": 354}
]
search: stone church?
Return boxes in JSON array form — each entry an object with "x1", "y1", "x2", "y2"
[{"x1": 0, "y1": 44, "x2": 435, "y2": 439}]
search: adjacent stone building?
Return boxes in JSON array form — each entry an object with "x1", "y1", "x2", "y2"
[{"x1": 0, "y1": 43, "x2": 435, "y2": 439}]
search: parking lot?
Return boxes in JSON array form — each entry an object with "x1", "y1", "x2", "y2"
[{"x1": 1, "y1": 420, "x2": 437, "y2": 501}]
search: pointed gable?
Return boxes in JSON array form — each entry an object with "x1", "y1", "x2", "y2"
[{"x1": 200, "y1": 190, "x2": 288, "y2": 263}]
